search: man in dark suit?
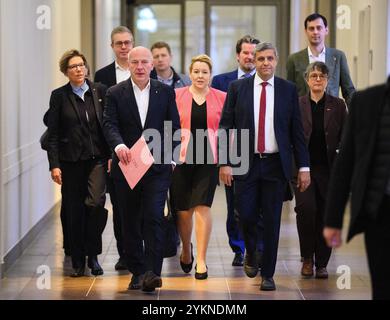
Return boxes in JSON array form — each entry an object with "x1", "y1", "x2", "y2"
[
  {"x1": 219, "y1": 42, "x2": 310, "y2": 291},
  {"x1": 287, "y1": 13, "x2": 355, "y2": 106},
  {"x1": 94, "y1": 26, "x2": 134, "y2": 270},
  {"x1": 211, "y1": 35, "x2": 261, "y2": 267},
  {"x1": 103, "y1": 46, "x2": 180, "y2": 292},
  {"x1": 324, "y1": 78, "x2": 390, "y2": 300}
]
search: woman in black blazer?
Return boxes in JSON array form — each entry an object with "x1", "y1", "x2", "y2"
[{"x1": 47, "y1": 49, "x2": 110, "y2": 277}]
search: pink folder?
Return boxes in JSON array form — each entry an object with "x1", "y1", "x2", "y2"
[{"x1": 118, "y1": 136, "x2": 155, "y2": 189}]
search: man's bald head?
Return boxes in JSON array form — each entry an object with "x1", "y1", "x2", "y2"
[{"x1": 128, "y1": 46, "x2": 154, "y2": 89}]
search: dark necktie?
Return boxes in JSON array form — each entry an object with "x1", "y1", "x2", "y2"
[{"x1": 258, "y1": 82, "x2": 268, "y2": 153}]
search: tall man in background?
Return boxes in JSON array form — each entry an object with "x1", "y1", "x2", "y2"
[
  {"x1": 287, "y1": 13, "x2": 355, "y2": 106},
  {"x1": 212, "y1": 35, "x2": 261, "y2": 267},
  {"x1": 94, "y1": 26, "x2": 134, "y2": 271}
]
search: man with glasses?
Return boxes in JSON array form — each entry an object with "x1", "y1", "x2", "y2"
[
  {"x1": 294, "y1": 62, "x2": 347, "y2": 279},
  {"x1": 94, "y1": 26, "x2": 134, "y2": 271},
  {"x1": 287, "y1": 13, "x2": 355, "y2": 106}
]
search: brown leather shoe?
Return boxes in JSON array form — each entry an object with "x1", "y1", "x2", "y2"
[
  {"x1": 315, "y1": 267, "x2": 328, "y2": 279},
  {"x1": 301, "y1": 258, "x2": 314, "y2": 277}
]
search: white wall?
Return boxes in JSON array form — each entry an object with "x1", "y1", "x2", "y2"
[
  {"x1": 336, "y1": 0, "x2": 389, "y2": 88},
  {"x1": 289, "y1": 0, "x2": 316, "y2": 54},
  {"x1": 0, "y1": 0, "x2": 82, "y2": 263},
  {"x1": 94, "y1": 0, "x2": 121, "y2": 71}
]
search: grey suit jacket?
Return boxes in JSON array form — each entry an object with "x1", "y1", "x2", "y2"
[{"x1": 286, "y1": 47, "x2": 355, "y2": 105}]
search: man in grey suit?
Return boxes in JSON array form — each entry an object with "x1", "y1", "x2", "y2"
[{"x1": 287, "y1": 13, "x2": 355, "y2": 106}]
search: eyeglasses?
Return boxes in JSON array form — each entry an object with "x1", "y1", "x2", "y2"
[
  {"x1": 309, "y1": 73, "x2": 328, "y2": 80},
  {"x1": 67, "y1": 63, "x2": 85, "y2": 70},
  {"x1": 113, "y1": 40, "x2": 133, "y2": 48}
]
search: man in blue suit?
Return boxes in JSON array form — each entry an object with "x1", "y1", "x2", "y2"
[
  {"x1": 219, "y1": 42, "x2": 310, "y2": 291},
  {"x1": 103, "y1": 46, "x2": 180, "y2": 292},
  {"x1": 211, "y1": 35, "x2": 260, "y2": 267}
]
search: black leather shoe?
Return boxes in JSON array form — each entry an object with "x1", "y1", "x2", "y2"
[
  {"x1": 179, "y1": 243, "x2": 194, "y2": 273},
  {"x1": 194, "y1": 265, "x2": 208, "y2": 280},
  {"x1": 88, "y1": 256, "x2": 104, "y2": 276},
  {"x1": 260, "y1": 277, "x2": 276, "y2": 291},
  {"x1": 115, "y1": 258, "x2": 127, "y2": 271},
  {"x1": 244, "y1": 253, "x2": 258, "y2": 278},
  {"x1": 70, "y1": 267, "x2": 85, "y2": 277},
  {"x1": 128, "y1": 274, "x2": 143, "y2": 290},
  {"x1": 232, "y1": 253, "x2": 244, "y2": 266},
  {"x1": 315, "y1": 267, "x2": 328, "y2": 279},
  {"x1": 142, "y1": 271, "x2": 162, "y2": 292}
]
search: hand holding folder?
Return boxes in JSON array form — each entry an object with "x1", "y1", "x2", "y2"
[{"x1": 118, "y1": 136, "x2": 155, "y2": 189}]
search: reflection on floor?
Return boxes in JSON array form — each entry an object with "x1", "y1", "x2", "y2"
[{"x1": 0, "y1": 186, "x2": 371, "y2": 300}]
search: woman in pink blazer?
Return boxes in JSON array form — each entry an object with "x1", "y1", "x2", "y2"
[{"x1": 171, "y1": 54, "x2": 226, "y2": 280}]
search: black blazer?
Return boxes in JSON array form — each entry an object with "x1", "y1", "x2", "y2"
[
  {"x1": 102, "y1": 78, "x2": 181, "y2": 180},
  {"x1": 46, "y1": 80, "x2": 109, "y2": 170},
  {"x1": 94, "y1": 62, "x2": 117, "y2": 88},
  {"x1": 299, "y1": 93, "x2": 347, "y2": 167},
  {"x1": 324, "y1": 81, "x2": 389, "y2": 241},
  {"x1": 211, "y1": 70, "x2": 238, "y2": 93},
  {"x1": 218, "y1": 75, "x2": 309, "y2": 180}
]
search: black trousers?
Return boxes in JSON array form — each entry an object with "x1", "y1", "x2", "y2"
[
  {"x1": 61, "y1": 159, "x2": 107, "y2": 268},
  {"x1": 114, "y1": 167, "x2": 172, "y2": 276},
  {"x1": 235, "y1": 155, "x2": 286, "y2": 278},
  {"x1": 226, "y1": 184, "x2": 264, "y2": 255},
  {"x1": 294, "y1": 165, "x2": 331, "y2": 267},
  {"x1": 107, "y1": 175, "x2": 123, "y2": 258},
  {"x1": 365, "y1": 195, "x2": 390, "y2": 300}
]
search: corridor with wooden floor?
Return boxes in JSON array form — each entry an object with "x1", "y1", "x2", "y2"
[{"x1": 0, "y1": 186, "x2": 371, "y2": 300}]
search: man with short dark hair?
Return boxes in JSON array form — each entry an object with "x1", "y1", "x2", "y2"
[
  {"x1": 211, "y1": 35, "x2": 261, "y2": 267},
  {"x1": 287, "y1": 13, "x2": 355, "y2": 106},
  {"x1": 150, "y1": 41, "x2": 191, "y2": 89}
]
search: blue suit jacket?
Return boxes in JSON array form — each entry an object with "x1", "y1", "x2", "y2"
[
  {"x1": 102, "y1": 78, "x2": 181, "y2": 180},
  {"x1": 218, "y1": 75, "x2": 309, "y2": 180},
  {"x1": 211, "y1": 70, "x2": 239, "y2": 93}
]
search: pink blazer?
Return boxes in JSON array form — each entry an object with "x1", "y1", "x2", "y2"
[{"x1": 175, "y1": 86, "x2": 226, "y2": 163}]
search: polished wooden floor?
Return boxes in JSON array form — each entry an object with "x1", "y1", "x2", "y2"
[{"x1": 0, "y1": 186, "x2": 371, "y2": 300}]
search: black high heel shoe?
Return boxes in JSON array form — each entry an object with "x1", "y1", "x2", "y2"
[
  {"x1": 195, "y1": 264, "x2": 208, "y2": 280},
  {"x1": 180, "y1": 243, "x2": 194, "y2": 273}
]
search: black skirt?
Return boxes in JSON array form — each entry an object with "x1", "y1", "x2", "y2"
[{"x1": 171, "y1": 164, "x2": 218, "y2": 211}]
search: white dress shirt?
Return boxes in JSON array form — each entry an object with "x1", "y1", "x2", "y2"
[
  {"x1": 131, "y1": 78, "x2": 150, "y2": 128},
  {"x1": 308, "y1": 46, "x2": 326, "y2": 64},
  {"x1": 115, "y1": 61, "x2": 131, "y2": 84},
  {"x1": 253, "y1": 74, "x2": 278, "y2": 153}
]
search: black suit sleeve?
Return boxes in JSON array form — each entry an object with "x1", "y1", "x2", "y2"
[
  {"x1": 324, "y1": 93, "x2": 356, "y2": 229},
  {"x1": 218, "y1": 81, "x2": 237, "y2": 166},
  {"x1": 290, "y1": 85, "x2": 310, "y2": 168},
  {"x1": 102, "y1": 88, "x2": 125, "y2": 151},
  {"x1": 47, "y1": 91, "x2": 62, "y2": 170}
]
